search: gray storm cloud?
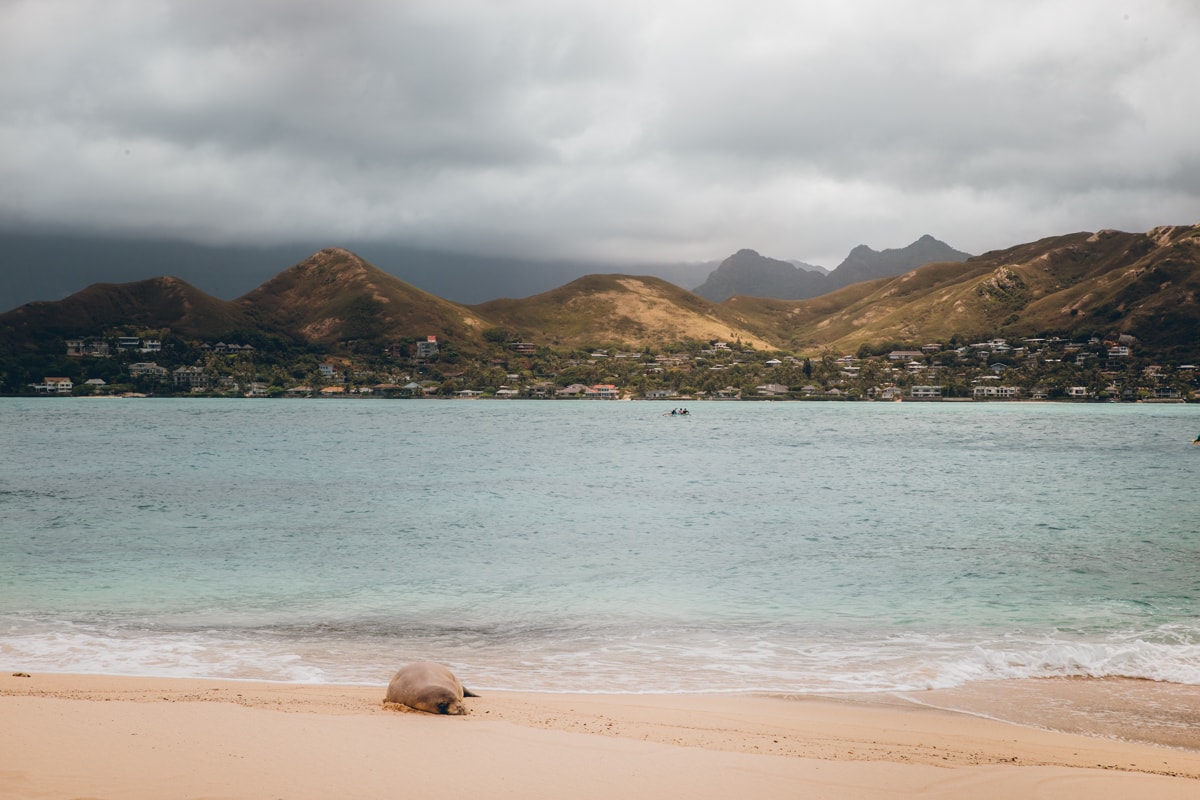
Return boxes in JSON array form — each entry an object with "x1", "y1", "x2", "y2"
[{"x1": 1, "y1": 0, "x2": 1197, "y2": 267}]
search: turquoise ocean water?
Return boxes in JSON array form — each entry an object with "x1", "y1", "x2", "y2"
[{"x1": 2, "y1": 398, "x2": 1199, "y2": 702}]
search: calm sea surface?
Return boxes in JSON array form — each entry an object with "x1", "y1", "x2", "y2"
[{"x1": 3, "y1": 398, "x2": 1199, "y2": 706}]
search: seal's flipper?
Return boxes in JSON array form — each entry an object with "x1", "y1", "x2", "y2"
[{"x1": 463, "y1": 687, "x2": 480, "y2": 697}]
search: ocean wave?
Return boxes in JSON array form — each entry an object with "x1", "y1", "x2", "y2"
[
  {"x1": 3, "y1": 619, "x2": 1198, "y2": 692},
  {"x1": 955, "y1": 636, "x2": 1200, "y2": 686}
]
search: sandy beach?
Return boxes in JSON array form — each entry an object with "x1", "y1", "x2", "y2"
[{"x1": 2, "y1": 673, "x2": 1198, "y2": 799}]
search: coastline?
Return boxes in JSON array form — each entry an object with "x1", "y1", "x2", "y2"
[{"x1": 3, "y1": 673, "x2": 1198, "y2": 799}]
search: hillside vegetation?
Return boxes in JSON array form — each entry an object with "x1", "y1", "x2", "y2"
[
  {"x1": 236, "y1": 248, "x2": 492, "y2": 353},
  {"x1": 1, "y1": 224, "x2": 1197, "y2": 364},
  {"x1": 474, "y1": 274, "x2": 778, "y2": 350},
  {"x1": 0, "y1": 276, "x2": 251, "y2": 345},
  {"x1": 726, "y1": 225, "x2": 1200, "y2": 358}
]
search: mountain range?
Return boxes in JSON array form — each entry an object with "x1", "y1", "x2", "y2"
[
  {"x1": 691, "y1": 235, "x2": 971, "y2": 302},
  {"x1": 0, "y1": 231, "x2": 716, "y2": 311},
  {"x1": 1, "y1": 223, "x2": 1197, "y2": 360},
  {"x1": 0, "y1": 230, "x2": 960, "y2": 313},
  {"x1": 724, "y1": 224, "x2": 1199, "y2": 357}
]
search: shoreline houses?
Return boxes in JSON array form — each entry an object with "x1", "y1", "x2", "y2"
[{"x1": 19, "y1": 327, "x2": 1199, "y2": 401}]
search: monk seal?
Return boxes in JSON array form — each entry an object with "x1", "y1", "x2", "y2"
[{"x1": 384, "y1": 661, "x2": 478, "y2": 715}]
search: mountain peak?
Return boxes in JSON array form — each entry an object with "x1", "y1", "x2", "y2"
[
  {"x1": 236, "y1": 248, "x2": 490, "y2": 348},
  {"x1": 475, "y1": 272, "x2": 778, "y2": 349},
  {"x1": 691, "y1": 249, "x2": 825, "y2": 302},
  {"x1": 831, "y1": 236, "x2": 972, "y2": 287},
  {"x1": 694, "y1": 237, "x2": 972, "y2": 302}
]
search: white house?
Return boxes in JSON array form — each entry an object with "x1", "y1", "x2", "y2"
[
  {"x1": 973, "y1": 385, "x2": 1021, "y2": 399},
  {"x1": 34, "y1": 377, "x2": 74, "y2": 394}
]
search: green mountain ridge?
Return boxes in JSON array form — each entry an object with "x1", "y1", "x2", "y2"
[
  {"x1": 235, "y1": 247, "x2": 493, "y2": 352},
  {"x1": 1, "y1": 224, "x2": 1197, "y2": 365},
  {"x1": 692, "y1": 235, "x2": 972, "y2": 302},
  {"x1": 0, "y1": 275, "x2": 252, "y2": 342},
  {"x1": 473, "y1": 273, "x2": 778, "y2": 350},
  {"x1": 720, "y1": 224, "x2": 1200, "y2": 358}
]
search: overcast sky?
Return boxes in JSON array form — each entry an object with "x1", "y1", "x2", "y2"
[{"x1": 2, "y1": 0, "x2": 1198, "y2": 269}]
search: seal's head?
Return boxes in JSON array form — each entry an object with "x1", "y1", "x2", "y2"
[
  {"x1": 439, "y1": 697, "x2": 467, "y2": 716},
  {"x1": 403, "y1": 681, "x2": 468, "y2": 714},
  {"x1": 410, "y1": 685, "x2": 467, "y2": 715}
]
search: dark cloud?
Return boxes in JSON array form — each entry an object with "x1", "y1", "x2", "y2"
[{"x1": 1, "y1": 0, "x2": 1197, "y2": 269}]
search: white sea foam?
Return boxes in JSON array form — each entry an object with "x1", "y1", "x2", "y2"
[
  {"x1": 0, "y1": 624, "x2": 333, "y2": 683},
  {"x1": 4, "y1": 619, "x2": 1199, "y2": 692},
  {"x1": 959, "y1": 636, "x2": 1200, "y2": 686}
]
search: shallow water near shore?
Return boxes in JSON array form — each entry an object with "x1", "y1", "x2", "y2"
[
  {"x1": 2, "y1": 398, "x2": 1198, "y2": 743},
  {"x1": 887, "y1": 677, "x2": 1200, "y2": 751}
]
